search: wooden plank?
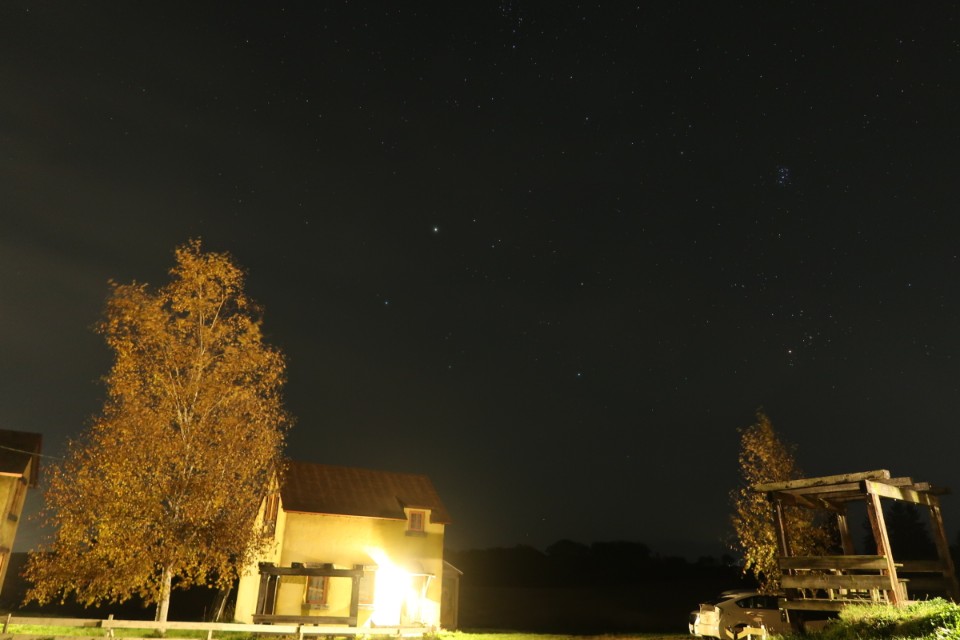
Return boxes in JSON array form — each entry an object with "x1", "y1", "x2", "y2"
[
  {"x1": 863, "y1": 479, "x2": 940, "y2": 506},
  {"x1": 779, "y1": 555, "x2": 889, "y2": 571},
  {"x1": 6, "y1": 617, "x2": 102, "y2": 627},
  {"x1": 837, "y1": 510, "x2": 855, "y2": 555},
  {"x1": 928, "y1": 501, "x2": 960, "y2": 601},
  {"x1": 774, "y1": 491, "x2": 844, "y2": 512},
  {"x1": 780, "y1": 477, "x2": 915, "y2": 498},
  {"x1": 866, "y1": 488, "x2": 902, "y2": 605},
  {"x1": 258, "y1": 566, "x2": 365, "y2": 578},
  {"x1": 899, "y1": 560, "x2": 949, "y2": 573},
  {"x1": 252, "y1": 615, "x2": 357, "y2": 626},
  {"x1": 905, "y1": 576, "x2": 951, "y2": 593},
  {"x1": 782, "y1": 574, "x2": 906, "y2": 590},
  {"x1": 103, "y1": 619, "x2": 297, "y2": 632},
  {"x1": 779, "y1": 599, "x2": 855, "y2": 612},
  {"x1": 755, "y1": 470, "x2": 890, "y2": 492},
  {"x1": 0, "y1": 636, "x2": 107, "y2": 640},
  {"x1": 773, "y1": 499, "x2": 791, "y2": 557}
]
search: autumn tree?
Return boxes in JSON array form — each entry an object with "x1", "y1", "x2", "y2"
[
  {"x1": 730, "y1": 409, "x2": 834, "y2": 592},
  {"x1": 26, "y1": 240, "x2": 289, "y2": 622}
]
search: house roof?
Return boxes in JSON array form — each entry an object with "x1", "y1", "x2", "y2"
[
  {"x1": 281, "y1": 461, "x2": 452, "y2": 524},
  {"x1": 0, "y1": 429, "x2": 42, "y2": 486}
]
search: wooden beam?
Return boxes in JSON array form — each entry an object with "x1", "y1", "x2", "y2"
[
  {"x1": 755, "y1": 470, "x2": 890, "y2": 492},
  {"x1": 258, "y1": 566, "x2": 366, "y2": 578},
  {"x1": 773, "y1": 499, "x2": 792, "y2": 558},
  {"x1": 348, "y1": 569, "x2": 361, "y2": 623},
  {"x1": 779, "y1": 599, "x2": 848, "y2": 612},
  {"x1": 927, "y1": 500, "x2": 960, "y2": 601},
  {"x1": 255, "y1": 570, "x2": 271, "y2": 615},
  {"x1": 899, "y1": 559, "x2": 951, "y2": 573},
  {"x1": 902, "y1": 576, "x2": 951, "y2": 593},
  {"x1": 779, "y1": 555, "x2": 890, "y2": 571},
  {"x1": 252, "y1": 615, "x2": 358, "y2": 625},
  {"x1": 782, "y1": 573, "x2": 907, "y2": 591},
  {"x1": 864, "y1": 480, "x2": 937, "y2": 506},
  {"x1": 837, "y1": 508, "x2": 855, "y2": 555},
  {"x1": 773, "y1": 491, "x2": 844, "y2": 512},
  {"x1": 866, "y1": 488, "x2": 902, "y2": 606},
  {"x1": 777, "y1": 477, "x2": 915, "y2": 498}
]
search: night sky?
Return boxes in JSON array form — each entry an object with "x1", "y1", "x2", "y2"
[{"x1": 3, "y1": 3, "x2": 960, "y2": 558}]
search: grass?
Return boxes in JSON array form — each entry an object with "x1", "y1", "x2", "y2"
[
  {"x1": 809, "y1": 598, "x2": 960, "y2": 640},
  {"x1": 4, "y1": 625, "x2": 258, "y2": 639},
  {"x1": 436, "y1": 634, "x2": 688, "y2": 640},
  {"x1": 0, "y1": 630, "x2": 691, "y2": 640}
]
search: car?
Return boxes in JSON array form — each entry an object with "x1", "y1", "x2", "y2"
[{"x1": 689, "y1": 589, "x2": 786, "y2": 639}]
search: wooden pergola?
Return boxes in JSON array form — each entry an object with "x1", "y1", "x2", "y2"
[
  {"x1": 755, "y1": 470, "x2": 960, "y2": 613},
  {"x1": 253, "y1": 562, "x2": 366, "y2": 625}
]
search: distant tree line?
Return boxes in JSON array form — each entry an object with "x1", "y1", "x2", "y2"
[{"x1": 446, "y1": 540, "x2": 746, "y2": 588}]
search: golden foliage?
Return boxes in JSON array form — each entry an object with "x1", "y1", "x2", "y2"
[
  {"x1": 730, "y1": 410, "x2": 834, "y2": 592},
  {"x1": 25, "y1": 239, "x2": 289, "y2": 615}
]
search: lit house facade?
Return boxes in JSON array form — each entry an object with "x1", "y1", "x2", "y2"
[{"x1": 235, "y1": 462, "x2": 453, "y2": 629}]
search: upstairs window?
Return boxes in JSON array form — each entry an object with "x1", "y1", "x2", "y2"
[{"x1": 407, "y1": 510, "x2": 426, "y2": 535}]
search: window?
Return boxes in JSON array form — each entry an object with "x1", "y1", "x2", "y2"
[
  {"x1": 263, "y1": 493, "x2": 279, "y2": 535},
  {"x1": 407, "y1": 510, "x2": 426, "y2": 535},
  {"x1": 305, "y1": 576, "x2": 329, "y2": 607}
]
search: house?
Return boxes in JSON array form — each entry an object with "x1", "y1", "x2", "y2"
[
  {"x1": 235, "y1": 461, "x2": 455, "y2": 629},
  {"x1": 0, "y1": 429, "x2": 42, "y2": 596}
]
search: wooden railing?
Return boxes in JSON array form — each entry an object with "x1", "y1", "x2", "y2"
[{"x1": 779, "y1": 555, "x2": 907, "y2": 611}]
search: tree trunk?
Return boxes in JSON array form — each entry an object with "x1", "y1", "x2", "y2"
[
  {"x1": 211, "y1": 585, "x2": 232, "y2": 622},
  {"x1": 156, "y1": 565, "x2": 173, "y2": 627}
]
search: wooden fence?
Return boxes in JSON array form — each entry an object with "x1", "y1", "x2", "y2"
[{"x1": 0, "y1": 614, "x2": 430, "y2": 640}]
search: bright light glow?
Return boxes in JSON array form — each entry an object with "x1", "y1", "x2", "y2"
[{"x1": 366, "y1": 547, "x2": 423, "y2": 626}]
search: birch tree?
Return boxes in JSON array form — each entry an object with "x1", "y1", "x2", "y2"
[
  {"x1": 26, "y1": 240, "x2": 289, "y2": 622},
  {"x1": 730, "y1": 409, "x2": 833, "y2": 592}
]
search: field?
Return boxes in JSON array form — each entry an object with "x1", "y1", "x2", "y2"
[
  {"x1": 440, "y1": 634, "x2": 688, "y2": 640},
  {"x1": 0, "y1": 630, "x2": 690, "y2": 640}
]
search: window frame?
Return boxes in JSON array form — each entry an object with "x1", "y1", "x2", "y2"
[
  {"x1": 407, "y1": 509, "x2": 426, "y2": 535},
  {"x1": 304, "y1": 575, "x2": 329, "y2": 608},
  {"x1": 263, "y1": 493, "x2": 279, "y2": 535}
]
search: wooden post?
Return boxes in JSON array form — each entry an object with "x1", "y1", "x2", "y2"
[
  {"x1": 865, "y1": 485, "x2": 902, "y2": 605},
  {"x1": 837, "y1": 506, "x2": 856, "y2": 556},
  {"x1": 773, "y1": 497, "x2": 792, "y2": 558},
  {"x1": 255, "y1": 565, "x2": 272, "y2": 615},
  {"x1": 927, "y1": 498, "x2": 960, "y2": 602},
  {"x1": 349, "y1": 565, "x2": 362, "y2": 626}
]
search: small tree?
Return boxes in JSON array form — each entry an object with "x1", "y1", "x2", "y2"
[
  {"x1": 730, "y1": 409, "x2": 833, "y2": 592},
  {"x1": 26, "y1": 240, "x2": 289, "y2": 621}
]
